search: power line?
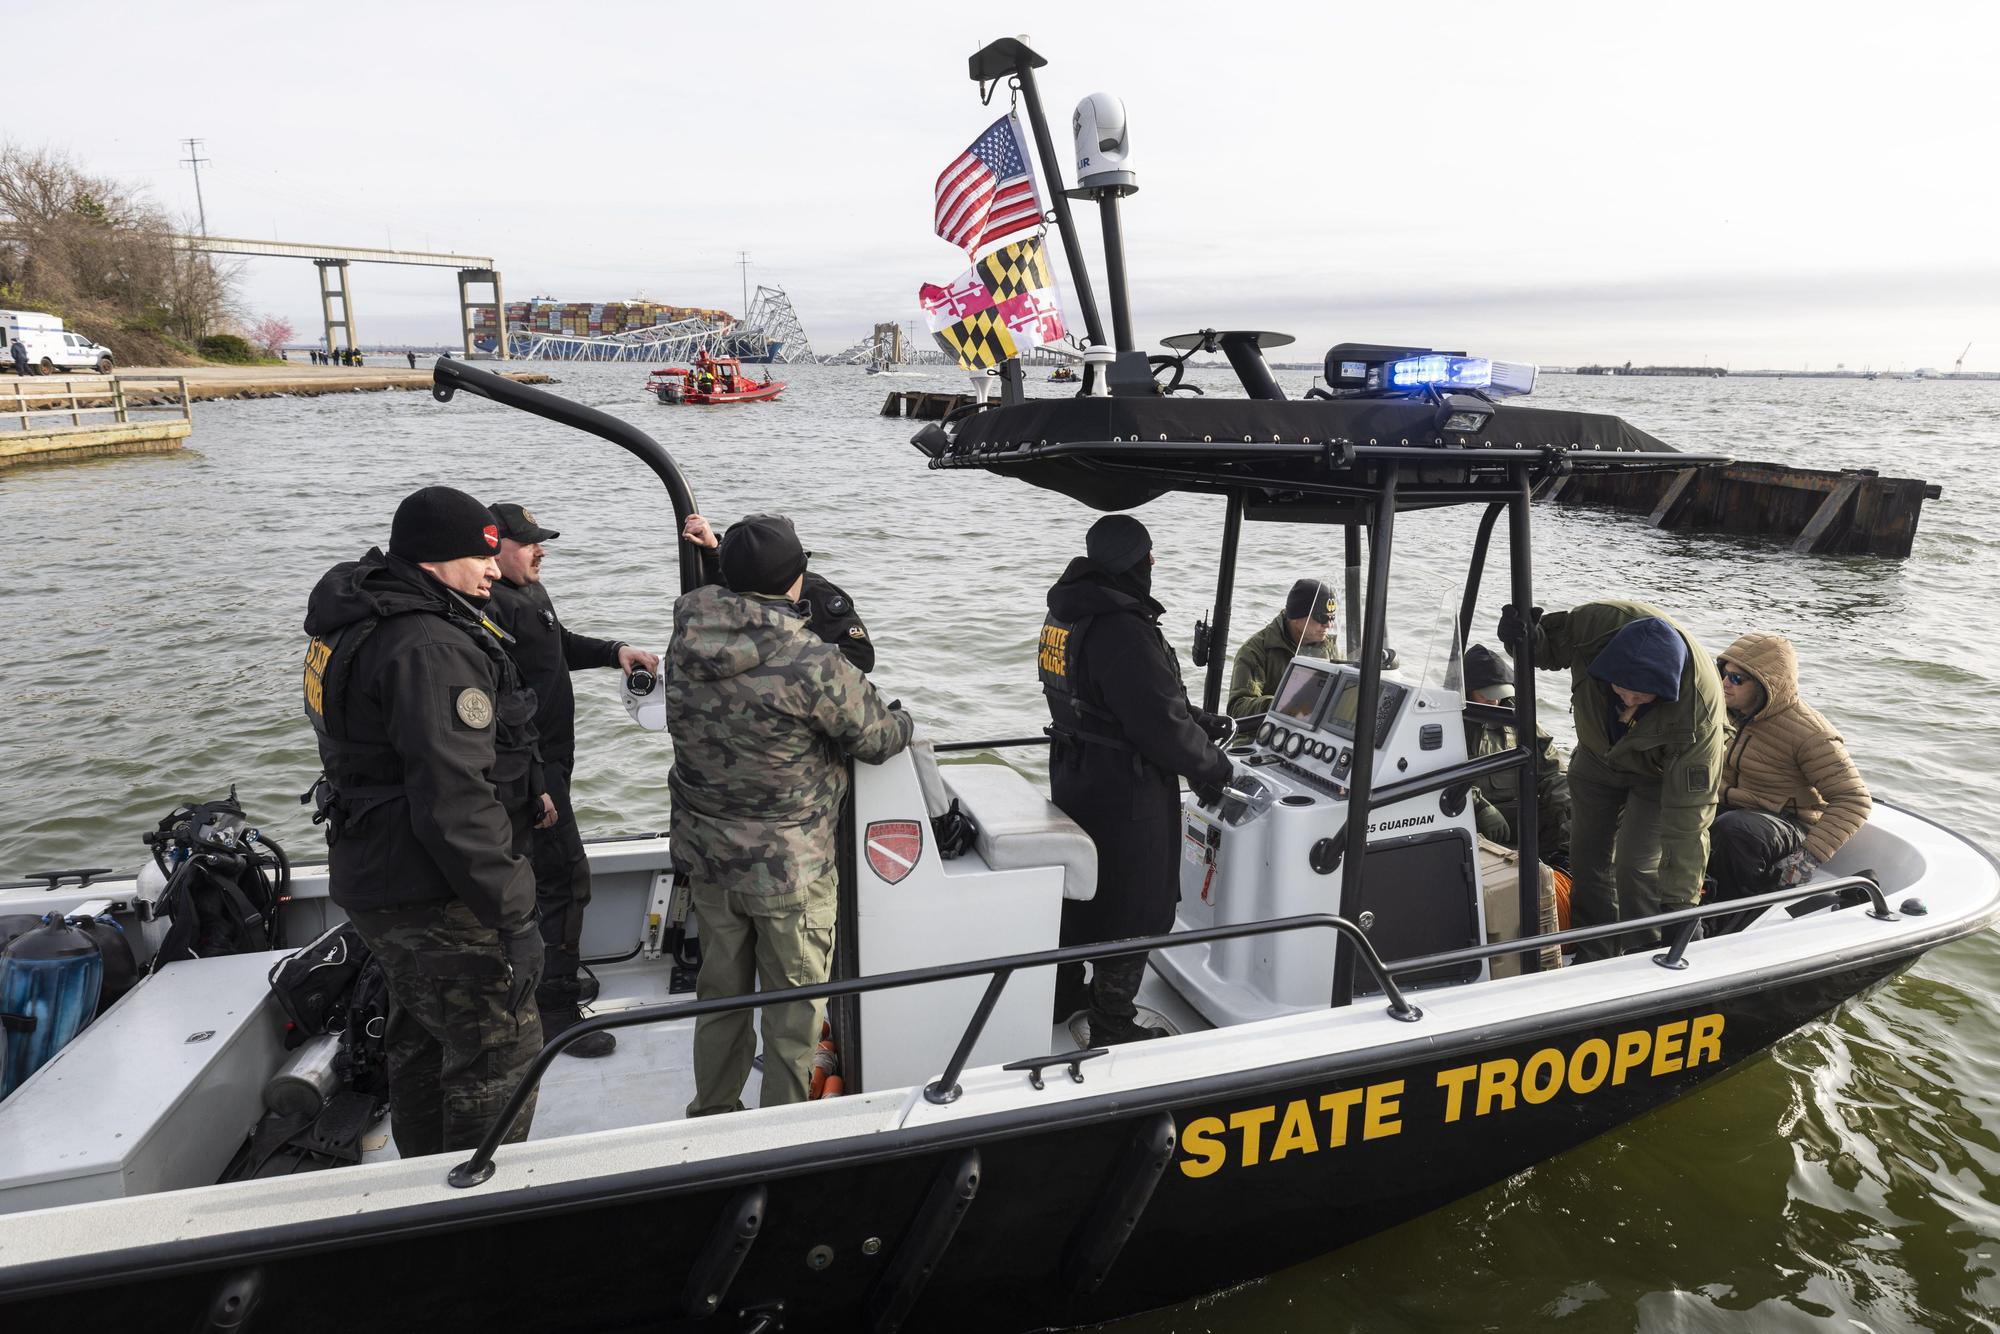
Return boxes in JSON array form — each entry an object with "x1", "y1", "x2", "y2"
[{"x1": 179, "y1": 138, "x2": 211, "y2": 237}]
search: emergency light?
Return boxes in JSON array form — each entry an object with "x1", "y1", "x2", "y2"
[{"x1": 1386, "y1": 355, "x2": 1538, "y2": 398}]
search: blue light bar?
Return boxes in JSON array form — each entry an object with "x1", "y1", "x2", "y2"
[{"x1": 1387, "y1": 354, "x2": 1537, "y2": 397}]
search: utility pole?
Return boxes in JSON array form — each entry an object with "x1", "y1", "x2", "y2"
[
  {"x1": 737, "y1": 251, "x2": 751, "y2": 323},
  {"x1": 179, "y1": 138, "x2": 211, "y2": 237}
]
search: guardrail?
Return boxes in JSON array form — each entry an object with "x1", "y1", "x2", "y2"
[
  {"x1": 445, "y1": 872, "x2": 1900, "y2": 1190},
  {"x1": 5, "y1": 375, "x2": 192, "y2": 431}
]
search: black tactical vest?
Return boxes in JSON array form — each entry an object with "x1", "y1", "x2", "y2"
[{"x1": 1038, "y1": 610, "x2": 1134, "y2": 757}]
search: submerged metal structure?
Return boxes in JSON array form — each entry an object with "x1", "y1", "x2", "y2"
[{"x1": 510, "y1": 284, "x2": 815, "y2": 364}]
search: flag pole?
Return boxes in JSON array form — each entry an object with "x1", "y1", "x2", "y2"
[{"x1": 969, "y1": 39, "x2": 1107, "y2": 372}]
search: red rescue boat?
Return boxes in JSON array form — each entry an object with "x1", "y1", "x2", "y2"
[{"x1": 645, "y1": 352, "x2": 785, "y2": 405}]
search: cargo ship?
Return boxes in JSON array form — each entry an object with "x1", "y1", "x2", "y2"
[{"x1": 471, "y1": 298, "x2": 737, "y2": 342}]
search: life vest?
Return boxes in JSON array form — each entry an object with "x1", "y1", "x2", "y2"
[
  {"x1": 1038, "y1": 610, "x2": 1139, "y2": 763},
  {"x1": 302, "y1": 605, "x2": 538, "y2": 843}
]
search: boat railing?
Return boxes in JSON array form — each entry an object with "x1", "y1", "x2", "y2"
[
  {"x1": 447, "y1": 912, "x2": 1417, "y2": 1189},
  {"x1": 447, "y1": 871, "x2": 1900, "y2": 1190}
]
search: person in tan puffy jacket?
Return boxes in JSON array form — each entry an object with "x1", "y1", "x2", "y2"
[{"x1": 1707, "y1": 632, "x2": 1872, "y2": 929}]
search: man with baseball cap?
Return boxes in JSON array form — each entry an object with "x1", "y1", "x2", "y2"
[
  {"x1": 664, "y1": 513, "x2": 914, "y2": 1115},
  {"x1": 1040, "y1": 514, "x2": 1236, "y2": 1044},
  {"x1": 302, "y1": 484, "x2": 547, "y2": 1156},
  {"x1": 484, "y1": 501, "x2": 661, "y2": 1059},
  {"x1": 1226, "y1": 577, "x2": 1340, "y2": 718}
]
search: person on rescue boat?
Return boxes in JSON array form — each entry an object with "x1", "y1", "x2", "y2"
[
  {"x1": 301, "y1": 486, "x2": 551, "y2": 1156},
  {"x1": 664, "y1": 514, "x2": 914, "y2": 1115},
  {"x1": 1461, "y1": 643, "x2": 1572, "y2": 868},
  {"x1": 1043, "y1": 515, "x2": 1236, "y2": 1044},
  {"x1": 484, "y1": 502, "x2": 660, "y2": 1059},
  {"x1": 1226, "y1": 577, "x2": 1339, "y2": 719},
  {"x1": 680, "y1": 512, "x2": 875, "y2": 672},
  {"x1": 1502, "y1": 601, "x2": 1725, "y2": 963},
  {"x1": 1704, "y1": 633, "x2": 1872, "y2": 932}
]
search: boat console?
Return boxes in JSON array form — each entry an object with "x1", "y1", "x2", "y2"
[{"x1": 1158, "y1": 655, "x2": 1490, "y2": 1027}]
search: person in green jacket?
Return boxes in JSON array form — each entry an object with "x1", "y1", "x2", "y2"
[
  {"x1": 1501, "y1": 600, "x2": 1724, "y2": 963},
  {"x1": 1226, "y1": 578, "x2": 1338, "y2": 718}
]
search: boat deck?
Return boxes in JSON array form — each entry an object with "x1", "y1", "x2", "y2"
[{"x1": 363, "y1": 959, "x2": 1210, "y2": 1161}]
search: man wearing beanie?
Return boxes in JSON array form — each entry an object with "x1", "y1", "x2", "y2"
[
  {"x1": 663, "y1": 513, "x2": 914, "y2": 1115},
  {"x1": 1226, "y1": 577, "x2": 1340, "y2": 718},
  {"x1": 302, "y1": 484, "x2": 548, "y2": 1156},
  {"x1": 484, "y1": 501, "x2": 661, "y2": 1060},
  {"x1": 1500, "y1": 600, "x2": 1724, "y2": 962},
  {"x1": 678, "y1": 511, "x2": 877, "y2": 672},
  {"x1": 1040, "y1": 513, "x2": 1236, "y2": 1044}
]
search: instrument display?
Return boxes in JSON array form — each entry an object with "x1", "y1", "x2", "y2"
[
  {"x1": 1270, "y1": 662, "x2": 1334, "y2": 723},
  {"x1": 1323, "y1": 677, "x2": 1407, "y2": 749}
]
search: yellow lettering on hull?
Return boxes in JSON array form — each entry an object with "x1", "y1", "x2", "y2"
[{"x1": 1177, "y1": 1014, "x2": 1729, "y2": 1178}]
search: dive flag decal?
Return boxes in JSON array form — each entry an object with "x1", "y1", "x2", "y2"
[{"x1": 865, "y1": 820, "x2": 923, "y2": 884}]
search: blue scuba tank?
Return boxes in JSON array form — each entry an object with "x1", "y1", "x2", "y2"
[{"x1": 0, "y1": 916, "x2": 105, "y2": 1099}]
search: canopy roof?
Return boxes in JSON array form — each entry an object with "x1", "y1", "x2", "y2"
[{"x1": 928, "y1": 396, "x2": 1717, "y2": 517}]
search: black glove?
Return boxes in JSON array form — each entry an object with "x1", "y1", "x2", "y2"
[
  {"x1": 1192, "y1": 776, "x2": 1226, "y2": 808},
  {"x1": 1497, "y1": 604, "x2": 1541, "y2": 658},
  {"x1": 503, "y1": 923, "x2": 545, "y2": 1015},
  {"x1": 1196, "y1": 711, "x2": 1234, "y2": 745}
]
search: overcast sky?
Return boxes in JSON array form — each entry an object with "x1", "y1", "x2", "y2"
[{"x1": 11, "y1": 1, "x2": 1998, "y2": 369}]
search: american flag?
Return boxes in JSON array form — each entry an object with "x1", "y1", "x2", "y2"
[{"x1": 934, "y1": 116, "x2": 1043, "y2": 257}]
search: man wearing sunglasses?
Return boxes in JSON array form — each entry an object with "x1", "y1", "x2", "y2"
[
  {"x1": 1500, "y1": 600, "x2": 1725, "y2": 963},
  {"x1": 1706, "y1": 634, "x2": 1872, "y2": 931},
  {"x1": 486, "y1": 502, "x2": 661, "y2": 1058}
]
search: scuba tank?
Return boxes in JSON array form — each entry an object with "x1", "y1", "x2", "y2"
[{"x1": 0, "y1": 916, "x2": 105, "y2": 1099}]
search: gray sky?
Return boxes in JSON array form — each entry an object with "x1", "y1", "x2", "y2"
[{"x1": 12, "y1": 1, "x2": 1998, "y2": 369}]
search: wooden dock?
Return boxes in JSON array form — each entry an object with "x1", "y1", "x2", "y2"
[
  {"x1": 881, "y1": 390, "x2": 977, "y2": 420},
  {"x1": 3, "y1": 376, "x2": 194, "y2": 471},
  {"x1": 1542, "y1": 460, "x2": 1942, "y2": 557}
]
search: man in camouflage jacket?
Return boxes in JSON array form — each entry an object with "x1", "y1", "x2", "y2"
[{"x1": 665, "y1": 514, "x2": 913, "y2": 1114}]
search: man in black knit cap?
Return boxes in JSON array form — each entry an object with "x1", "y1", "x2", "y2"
[
  {"x1": 302, "y1": 485, "x2": 548, "y2": 1156},
  {"x1": 1040, "y1": 514, "x2": 1236, "y2": 1044},
  {"x1": 484, "y1": 501, "x2": 659, "y2": 1058}
]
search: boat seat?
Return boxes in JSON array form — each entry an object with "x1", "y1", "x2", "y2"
[
  {"x1": 0, "y1": 950, "x2": 288, "y2": 1215},
  {"x1": 938, "y1": 762, "x2": 1097, "y2": 902}
]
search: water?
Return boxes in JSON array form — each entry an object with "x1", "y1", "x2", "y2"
[{"x1": 2, "y1": 364, "x2": 1996, "y2": 1330}]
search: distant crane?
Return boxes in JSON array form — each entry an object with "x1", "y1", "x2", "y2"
[{"x1": 1955, "y1": 342, "x2": 1972, "y2": 376}]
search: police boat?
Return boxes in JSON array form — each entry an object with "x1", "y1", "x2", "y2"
[{"x1": 3, "y1": 38, "x2": 1999, "y2": 1334}]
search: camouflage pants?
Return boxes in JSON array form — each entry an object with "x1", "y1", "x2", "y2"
[
  {"x1": 686, "y1": 881, "x2": 835, "y2": 1117},
  {"x1": 347, "y1": 899, "x2": 542, "y2": 1158}
]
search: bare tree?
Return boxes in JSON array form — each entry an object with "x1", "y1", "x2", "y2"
[{"x1": 0, "y1": 142, "x2": 237, "y2": 344}]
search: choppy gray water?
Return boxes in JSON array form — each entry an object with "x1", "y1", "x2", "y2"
[{"x1": 3, "y1": 364, "x2": 1997, "y2": 1331}]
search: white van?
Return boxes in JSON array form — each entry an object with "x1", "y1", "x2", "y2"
[{"x1": 1, "y1": 311, "x2": 115, "y2": 374}]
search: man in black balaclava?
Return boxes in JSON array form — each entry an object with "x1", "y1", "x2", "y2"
[
  {"x1": 301, "y1": 485, "x2": 549, "y2": 1156},
  {"x1": 1039, "y1": 514, "x2": 1236, "y2": 1044}
]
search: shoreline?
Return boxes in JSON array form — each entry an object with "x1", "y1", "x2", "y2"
[{"x1": 2, "y1": 364, "x2": 552, "y2": 406}]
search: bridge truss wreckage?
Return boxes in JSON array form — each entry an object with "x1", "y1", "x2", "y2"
[{"x1": 510, "y1": 285, "x2": 815, "y2": 364}]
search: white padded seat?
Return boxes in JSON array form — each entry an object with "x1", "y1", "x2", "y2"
[{"x1": 939, "y1": 762, "x2": 1098, "y2": 902}]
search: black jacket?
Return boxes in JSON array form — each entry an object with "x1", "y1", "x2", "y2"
[
  {"x1": 302, "y1": 551, "x2": 536, "y2": 929},
  {"x1": 1044, "y1": 558, "x2": 1232, "y2": 792},
  {"x1": 1043, "y1": 558, "x2": 1232, "y2": 944},
  {"x1": 485, "y1": 577, "x2": 623, "y2": 767}
]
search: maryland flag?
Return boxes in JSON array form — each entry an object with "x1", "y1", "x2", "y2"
[
  {"x1": 979, "y1": 236, "x2": 1055, "y2": 303},
  {"x1": 918, "y1": 233, "x2": 1068, "y2": 371},
  {"x1": 933, "y1": 307, "x2": 1020, "y2": 371}
]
